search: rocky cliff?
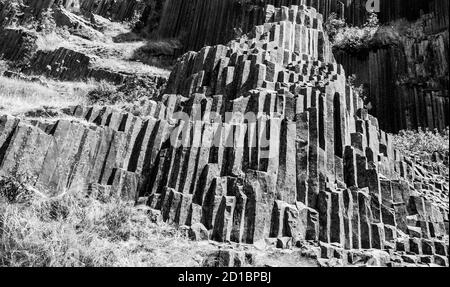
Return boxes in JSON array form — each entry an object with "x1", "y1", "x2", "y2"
[
  {"x1": 145, "y1": 0, "x2": 449, "y2": 133},
  {"x1": 149, "y1": 0, "x2": 448, "y2": 53},
  {"x1": 336, "y1": 0, "x2": 449, "y2": 133},
  {"x1": 1, "y1": 3, "x2": 448, "y2": 266}
]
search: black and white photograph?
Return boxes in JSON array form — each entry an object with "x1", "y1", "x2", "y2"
[{"x1": 0, "y1": 0, "x2": 448, "y2": 274}]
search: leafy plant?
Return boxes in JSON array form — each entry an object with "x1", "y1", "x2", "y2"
[
  {"x1": 393, "y1": 127, "x2": 449, "y2": 156},
  {"x1": 325, "y1": 12, "x2": 380, "y2": 52}
]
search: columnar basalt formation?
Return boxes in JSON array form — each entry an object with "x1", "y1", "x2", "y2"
[
  {"x1": 151, "y1": 0, "x2": 448, "y2": 53},
  {"x1": 0, "y1": 4, "x2": 448, "y2": 265},
  {"x1": 143, "y1": 0, "x2": 449, "y2": 133},
  {"x1": 335, "y1": 5, "x2": 449, "y2": 133},
  {"x1": 79, "y1": 0, "x2": 147, "y2": 21},
  {"x1": 154, "y1": 0, "x2": 343, "y2": 52}
]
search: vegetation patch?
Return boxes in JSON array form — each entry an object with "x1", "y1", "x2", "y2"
[
  {"x1": 324, "y1": 12, "x2": 405, "y2": 53},
  {"x1": 0, "y1": 75, "x2": 91, "y2": 115},
  {"x1": 393, "y1": 127, "x2": 449, "y2": 169},
  {"x1": 325, "y1": 12, "x2": 381, "y2": 53},
  {"x1": 86, "y1": 76, "x2": 166, "y2": 108},
  {"x1": 0, "y1": 177, "x2": 214, "y2": 267},
  {"x1": 393, "y1": 127, "x2": 449, "y2": 156}
]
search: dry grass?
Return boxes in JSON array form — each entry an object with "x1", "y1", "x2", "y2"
[
  {"x1": 0, "y1": 76, "x2": 93, "y2": 115},
  {"x1": 35, "y1": 30, "x2": 69, "y2": 52},
  {"x1": 0, "y1": 180, "x2": 214, "y2": 267}
]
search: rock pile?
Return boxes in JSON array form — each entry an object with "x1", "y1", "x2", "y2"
[{"x1": 0, "y1": 4, "x2": 448, "y2": 266}]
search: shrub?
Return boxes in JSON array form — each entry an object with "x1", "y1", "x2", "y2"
[
  {"x1": 393, "y1": 127, "x2": 449, "y2": 157},
  {"x1": 325, "y1": 12, "x2": 380, "y2": 52},
  {"x1": 324, "y1": 12, "x2": 346, "y2": 42}
]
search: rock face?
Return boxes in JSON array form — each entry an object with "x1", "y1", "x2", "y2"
[
  {"x1": 0, "y1": 28, "x2": 38, "y2": 66},
  {"x1": 79, "y1": 0, "x2": 147, "y2": 21},
  {"x1": 1, "y1": 37, "x2": 168, "y2": 84},
  {"x1": 151, "y1": 0, "x2": 448, "y2": 53},
  {"x1": 143, "y1": 0, "x2": 449, "y2": 133},
  {"x1": 0, "y1": 7, "x2": 168, "y2": 84},
  {"x1": 335, "y1": 3, "x2": 449, "y2": 133},
  {"x1": 0, "y1": 3, "x2": 448, "y2": 265},
  {"x1": 21, "y1": 46, "x2": 162, "y2": 84}
]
